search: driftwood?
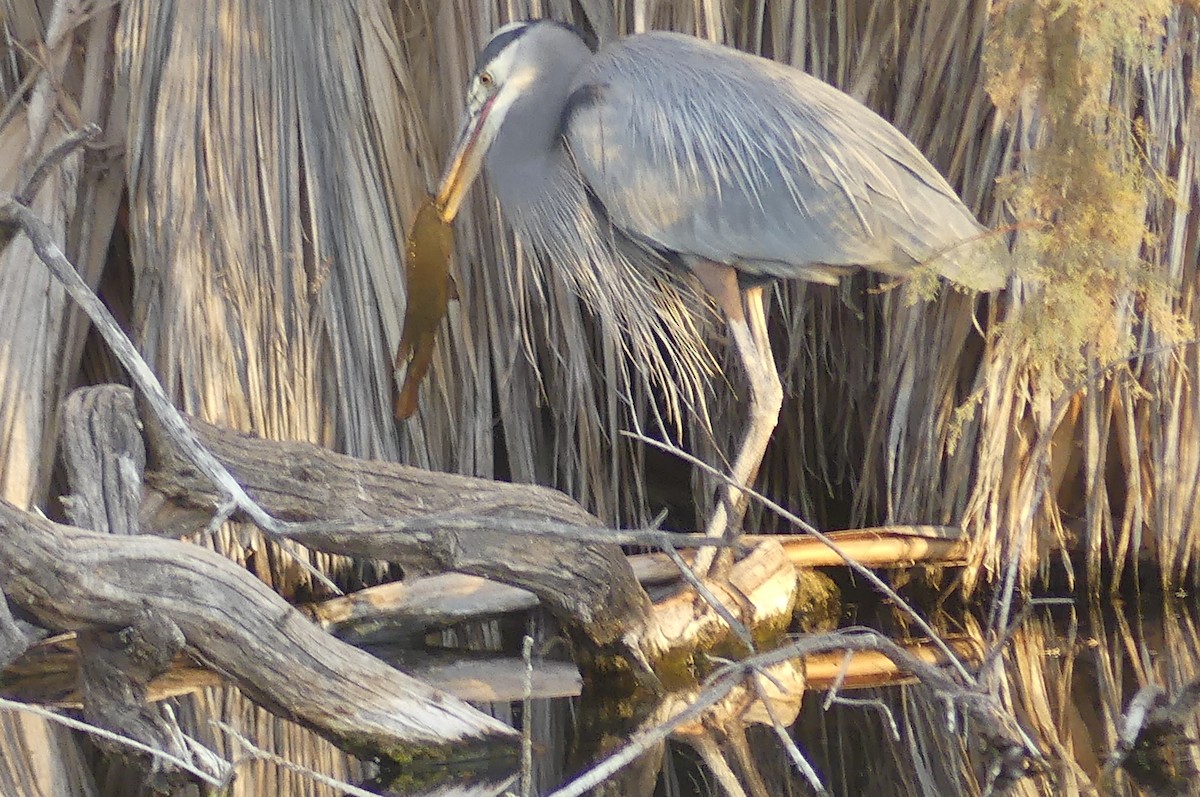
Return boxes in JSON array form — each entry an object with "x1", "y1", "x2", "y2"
[
  {"x1": 0, "y1": 126, "x2": 1044, "y2": 797},
  {"x1": 0, "y1": 383, "x2": 782, "y2": 767},
  {"x1": 141, "y1": 406, "x2": 653, "y2": 651},
  {"x1": 139, "y1": 408, "x2": 806, "y2": 671},
  {"x1": 311, "y1": 527, "x2": 967, "y2": 642},
  {"x1": 2, "y1": 385, "x2": 519, "y2": 763},
  {"x1": 311, "y1": 572, "x2": 541, "y2": 643},
  {"x1": 0, "y1": 377, "x2": 961, "y2": 778},
  {"x1": 59, "y1": 385, "x2": 209, "y2": 788},
  {"x1": 60, "y1": 387, "x2": 146, "y2": 537},
  {"x1": 0, "y1": 500, "x2": 517, "y2": 755},
  {"x1": 3, "y1": 637, "x2": 582, "y2": 705}
]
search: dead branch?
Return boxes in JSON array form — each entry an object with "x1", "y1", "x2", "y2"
[
  {"x1": 142, "y1": 410, "x2": 802, "y2": 670},
  {"x1": 142, "y1": 407, "x2": 654, "y2": 650},
  {"x1": 15, "y1": 123, "x2": 101, "y2": 205},
  {"x1": 310, "y1": 529, "x2": 967, "y2": 643},
  {"x1": 632, "y1": 432, "x2": 975, "y2": 683},
  {"x1": 59, "y1": 385, "x2": 146, "y2": 536},
  {"x1": 60, "y1": 383, "x2": 222, "y2": 789},
  {"x1": 0, "y1": 179, "x2": 337, "y2": 592},
  {"x1": 309, "y1": 572, "x2": 540, "y2": 642},
  {"x1": 0, "y1": 499, "x2": 517, "y2": 757},
  {"x1": 549, "y1": 627, "x2": 1041, "y2": 797}
]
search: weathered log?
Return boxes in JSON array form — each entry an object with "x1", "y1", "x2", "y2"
[
  {"x1": 639, "y1": 540, "x2": 799, "y2": 666},
  {"x1": 0, "y1": 500, "x2": 517, "y2": 759},
  {"x1": 59, "y1": 387, "x2": 146, "y2": 536},
  {"x1": 309, "y1": 572, "x2": 540, "y2": 643},
  {"x1": 132, "y1": 389, "x2": 811, "y2": 678},
  {"x1": 4, "y1": 638, "x2": 582, "y2": 705},
  {"x1": 141, "y1": 407, "x2": 653, "y2": 649},
  {"x1": 0, "y1": 593, "x2": 29, "y2": 669},
  {"x1": 309, "y1": 527, "x2": 966, "y2": 642},
  {"x1": 138, "y1": 409, "x2": 828, "y2": 680},
  {"x1": 60, "y1": 385, "x2": 204, "y2": 788}
]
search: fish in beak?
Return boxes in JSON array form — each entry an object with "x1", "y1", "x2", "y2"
[{"x1": 434, "y1": 94, "x2": 500, "y2": 222}]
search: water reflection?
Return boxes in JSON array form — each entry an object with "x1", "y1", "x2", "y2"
[
  {"x1": 8, "y1": 595, "x2": 1197, "y2": 795},
  {"x1": 545, "y1": 596, "x2": 1200, "y2": 796}
]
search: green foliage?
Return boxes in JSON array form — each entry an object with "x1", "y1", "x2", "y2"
[{"x1": 986, "y1": 0, "x2": 1173, "y2": 391}]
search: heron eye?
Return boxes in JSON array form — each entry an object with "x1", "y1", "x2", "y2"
[{"x1": 479, "y1": 71, "x2": 494, "y2": 88}]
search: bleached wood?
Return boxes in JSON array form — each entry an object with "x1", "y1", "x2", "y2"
[
  {"x1": 639, "y1": 540, "x2": 798, "y2": 663},
  {"x1": 60, "y1": 384, "x2": 212, "y2": 789},
  {"x1": 400, "y1": 657, "x2": 582, "y2": 703},
  {"x1": 142, "y1": 410, "x2": 653, "y2": 648},
  {"x1": 310, "y1": 572, "x2": 539, "y2": 641},
  {"x1": 312, "y1": 527, "x2": 966, "y2": 641},
  {"x1": 0, "y1": 500, "x2": 517, "y2": 754}
]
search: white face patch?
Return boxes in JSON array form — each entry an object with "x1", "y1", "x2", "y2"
[{"x1": 470, "y1": 39, "x2": 535, "y2": 115}]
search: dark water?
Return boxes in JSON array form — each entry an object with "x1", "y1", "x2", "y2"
[
  {"x1": 371, "y1": 596, "x2": 1200, "y2": 797},
  {"x1": 7, "y1": 589, "x2": 1195, "y2": 795}
]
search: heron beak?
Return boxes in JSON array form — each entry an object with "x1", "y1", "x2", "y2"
[{"x1": 434, "y1": 96, "x2": 497, "y2": 223}]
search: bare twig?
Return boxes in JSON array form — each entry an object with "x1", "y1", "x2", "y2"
[
  {"x1": 0, "y1": 697, "x2": 229, "y2": 788},
  {"x1": 825, "y1": 695, "x2": 901, "y2": 740},
  {"x1": 216, "y1": 721, "x2": 385, "y2": 797},
  {"x1": 751, "y1": 670, "x2": 827, "y2": 795},
  {"x1": 2, "y1": 147, "x2": 337, "y2": 595},
  {"x1": 521, "y1": 633, "x2": 534, "y2": 797},
  {"x1": 626, "y1": 431, "x2": 975, "y2": 684},
  {"x1": 284, "y1": 513, "x2": 737, "y2": 552},
  {"x1": 550, "y1": 627, "x2": 1040, "y2": 796},
  {"x1": 821, "y1": 650, "x2": 855, "y2": 711},
  {"x1": 15, "y1": 123, "x2": 101, "y2": 204},
  {"x1": 662, "y1": 542, "x2": 755, "y2": 651}
]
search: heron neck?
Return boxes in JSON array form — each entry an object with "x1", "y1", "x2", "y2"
[{"x1": 485, "y1": 45, "x2": 590, "y2": 213}]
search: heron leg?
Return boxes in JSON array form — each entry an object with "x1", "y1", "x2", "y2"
[{"x1": 690, "y1": 262, "x2": 783, "y2": 577}]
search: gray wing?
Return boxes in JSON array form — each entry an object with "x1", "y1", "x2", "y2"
[{"x1": 563, "y1": 32, "x2": 1004, "y2": 291}]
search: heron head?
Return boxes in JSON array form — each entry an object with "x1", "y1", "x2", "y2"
[{"x1": 434, "y1": 21, "x2": 589, "y2": 221}]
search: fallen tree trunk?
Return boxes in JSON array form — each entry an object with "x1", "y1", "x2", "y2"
[
  {"x1": 141, "y1": 408, "x2": 653, "y2": 650},
  {"x1": 2, "y1": 638, "x2": 583, "y2": 705},
  {"x1": 0, "y1": 499, "x2": 517, "y2": 759},
  {"x1": 308, "y1": 526, "x2": 968, "y2": 643},
  {"x1": 59, "y1": 385, "x2": 210, "y2": 789},
  {"x1": 138, "y1": 402, "x2": 808, "y2": 667}
]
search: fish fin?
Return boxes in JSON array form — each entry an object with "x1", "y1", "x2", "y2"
[{"x1": 394, "y1": 334, "x2": 437, "y2": 420}]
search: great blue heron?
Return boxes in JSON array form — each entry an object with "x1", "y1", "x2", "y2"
[{"x1": 433, "y1": 20, "x2": 1007, "y2": 573}]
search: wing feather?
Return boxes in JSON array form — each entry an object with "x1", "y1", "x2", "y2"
[{"x1": 564, "y1": 32, "x2": 1006, "y2": 291}]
